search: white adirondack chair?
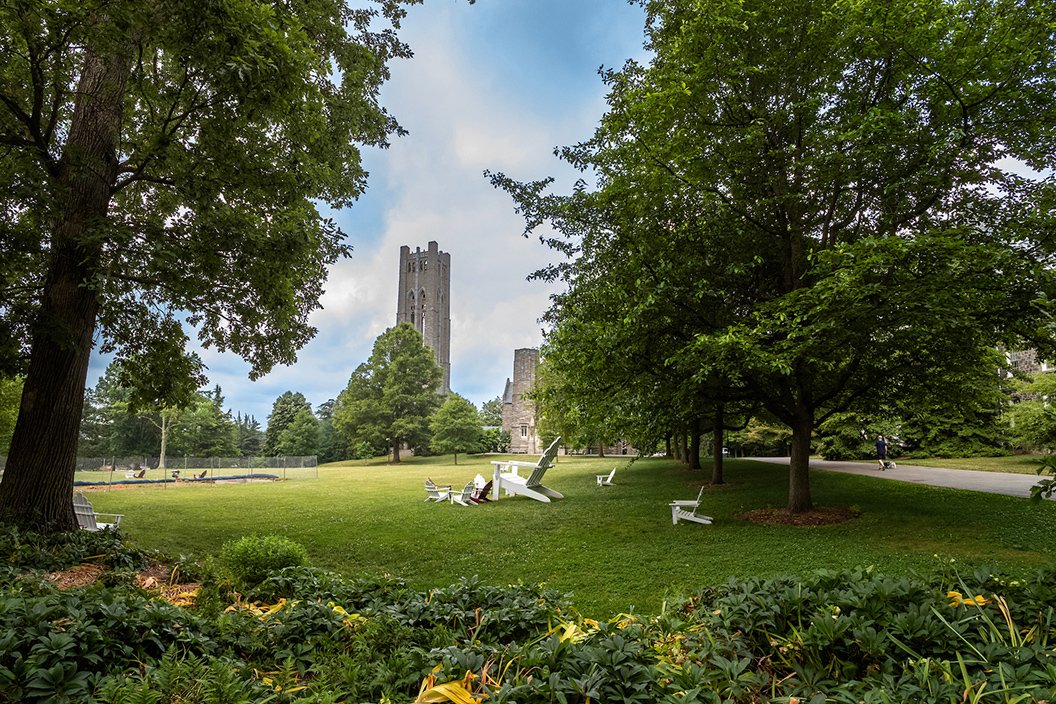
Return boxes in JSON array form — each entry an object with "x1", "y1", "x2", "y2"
[
  {"x1": 73, "y1": 493, "x2": 124, "y2": 531},
  {"x1": 424, "y1": 478, "x2": 451, "y2": 503},
  {"x1": 491, "y1": 437, "x2": 563, "y2": 503},
  {"x1": 670, "y1": 486, "x2": 713, "y2": 525},
  {"x1": 450, "y1": 481, "x2": 477, "y2": 506},
  {"x1": 596, "y1": 467, "x2": 617, "y2": 486}
]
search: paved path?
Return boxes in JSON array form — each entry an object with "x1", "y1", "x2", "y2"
[{"x1": 749, "y1": 457, "x2": 1048, "y2": 500}]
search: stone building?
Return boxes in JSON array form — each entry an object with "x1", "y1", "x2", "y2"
[
  {"x1": 501, "y1": 348, "x2": 540, "y2": 454},
  {"x1": 1006, "y1": 348, "x2": 1050, "y2": 375},
  {"x1": 499, "y1": 347, "x2": 635, "y2": 456},
  {"x1": 396, "y1": 241, "x2": 451, "y2": 395}
]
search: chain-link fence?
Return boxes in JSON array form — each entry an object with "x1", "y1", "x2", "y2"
[
  {"x1": 0, "y1": 455, "x2": 319, "y2": 484},
  {"x1": 73, "y1": 456, "x2": 317, "y2": 471}
]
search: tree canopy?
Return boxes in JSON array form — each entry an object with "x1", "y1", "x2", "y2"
[
  {"x1": 478, "y1": 396, "x2": 504, "y2": 427},
  {"x1": 430, "y1": 393, "x2": 483, "y2": 464},
  {"x1": 79, "y1": 361, "x2": 244, "y2": 467},
  {"x1": 492, "y1": 0, "x2": 1056, "y2": 512},
  {"x1": 0, "y1": 0, "x2": 422, "y2": 530},
  {"x1": 274, "y1": 407, "x2": 322, "y2": 458},
  {"x1": 333, "y1": 324, "x2": 443, "y2": 463},
  {"x1": 1003, "y1": 371, "x2": 1056, "y2": 453},
  {"x1": 263, "y1": 392, "x2": 313, "y2": 456}
]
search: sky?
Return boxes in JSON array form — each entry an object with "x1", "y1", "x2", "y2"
[{"x1": 86, "y1": 0, "x2": 650, "y2": 424}]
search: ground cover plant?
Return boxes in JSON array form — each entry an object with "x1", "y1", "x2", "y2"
[
  {"x1": 84, "y1": 456, "x2": 1056, "y2": 617},
  {"x1": 2, "y1": 527, "x2": 1055, "y2": 703}
]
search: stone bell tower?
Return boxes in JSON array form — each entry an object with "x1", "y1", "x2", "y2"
[{"x1": 396, "y1": 241, "x2": 451, "y2": 394}]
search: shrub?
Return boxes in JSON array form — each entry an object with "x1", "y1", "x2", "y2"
[
  {"x1": 216, "y1": 535, "x2": 309, "y2": 591},
  {"x1": 349, "y1": 441, "x2": 380, "y2": 460}
]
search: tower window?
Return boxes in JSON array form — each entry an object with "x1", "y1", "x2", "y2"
[{"x1": 520, "y1": 425, "x2": 528, "y2": 437}]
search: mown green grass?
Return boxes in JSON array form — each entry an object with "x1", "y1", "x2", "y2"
[
  {"x1": 893, "y1": 454, "x2": 1046, "y2": 475},
  {"x1": 86, "y1": 455, "x2": 1056, "y2": 618}
]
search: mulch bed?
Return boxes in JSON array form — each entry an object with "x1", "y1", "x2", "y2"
[
  {"x1": 738, "y1": 506, "x2": 859, "y2": 526},
  {"x1": 48, "y1": 562, "x2": 107, "y2": 589},
  {"x1": 47, "y1": 561, "x2": 201, "y2": 606}
]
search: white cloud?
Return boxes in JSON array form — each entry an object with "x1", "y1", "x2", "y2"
[
  {"x1": 87, "y1": 1, "x2": 644, "y2": 424},
  {"x1": 281, "y1": 12, "x2": 583, "y2": 412}
]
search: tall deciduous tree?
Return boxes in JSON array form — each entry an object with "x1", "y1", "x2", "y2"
[
  {"x1": 263, "y1": 392, "x2": 312, "y2": 456},
  {"x1": 274, "y1": 407, "x2": 321, "y2": 457},
  {"x1": 478, "y1": 396, "x2": 504, "y2": 427},
  {"x1": 430, "y1": 393, "x2": 482, "y2": 464},
  {"x1": 169, "y1": 388, "x2": 239, "y2": 458},
  {"x1": 0, "y1": 0, "x2": 423, "y2": 530},
  {"x1": 493, "y1": 0, "x2": 1056, "y2": 512},
  {"x1": 314, "y1": 399, "x2": 345, "y2": 463},
  {"x1": 333, "y1": 324, "x2": 443, "y2": 464}
]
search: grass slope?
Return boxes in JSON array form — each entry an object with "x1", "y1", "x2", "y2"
[{"x1": 87, "y1": 455, "x2": 1056, "y2": 617}]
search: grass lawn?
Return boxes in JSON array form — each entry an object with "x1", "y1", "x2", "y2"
[
  {"x1": 85, "y1": 455, "x2": 1056, "y2": 618},
  {"x1": 892, "y1": 454, "x2": 1047, "y2": 475}
]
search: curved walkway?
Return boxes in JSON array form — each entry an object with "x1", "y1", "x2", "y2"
[{"x1": 749, "y1": 457, "x2": 1049, "y2": 500}]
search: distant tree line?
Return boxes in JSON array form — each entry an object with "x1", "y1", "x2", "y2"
[
  {"x1": 2, "y1": 336, "x2": 1053, "y2": 469},
  {"x1": 53, "y1": 325, "x2": 511, "y2": 466},
  {"x1": 78, "y1": 361, "x2": 265, "y2": 463}
]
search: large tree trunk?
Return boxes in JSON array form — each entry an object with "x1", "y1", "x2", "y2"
[
  {"x1": 392, "y1": 441, "x2": 401, "y2": 464},
  {"x1": 0, "y1": 39, "x2": 130, "y2": 532},
  {"x1": 787, "y1": 404, "x2": 814, "y2": 513},
  {"x1": 711, "y1": 405, "x2": 725, "y2": 485},
  {"x1": 688, "y1": 417, "x2": 701, "y2": 470}
]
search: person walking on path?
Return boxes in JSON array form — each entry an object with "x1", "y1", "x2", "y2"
[{"x1": 875, "y1": 435, "x2": 888, "y2": 470}]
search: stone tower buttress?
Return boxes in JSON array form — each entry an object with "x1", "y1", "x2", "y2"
[
  {"x1": 396, "y1": 241, "x2": 451, "y2": 394},
  {"x1": 501, "y1": 348, "x2": 540, "y2": 454}
]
